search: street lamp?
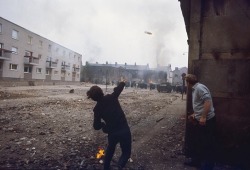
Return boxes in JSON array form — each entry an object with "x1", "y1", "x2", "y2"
[
  {"x1": 181, "y1": 73, "x2": 186, "y2": 100},
  {"x1": 105, "y1": 69, "x2": 108, "y2": 93}
]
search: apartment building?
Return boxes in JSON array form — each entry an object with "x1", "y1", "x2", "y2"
[{"x1": 0, "y1": 17, "x2": 82, "y2": 86}]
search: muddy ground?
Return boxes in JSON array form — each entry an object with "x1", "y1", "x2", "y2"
[{"x1": 0, "y1": 84, "x2": 235, "y2": 170}]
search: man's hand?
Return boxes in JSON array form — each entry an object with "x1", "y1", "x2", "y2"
[
  {"x1": 188, "y1": 113, "x2": 198, "y2": 125},
  {"x1": 188, "y1": 113, "x2": 195, "y2": 120},
  {"x1": 121, "y1": 77, "x2": 126, "y2": 83},
  {"x1": 199, "y1": 116, "x2": 206, "y2": 126}
]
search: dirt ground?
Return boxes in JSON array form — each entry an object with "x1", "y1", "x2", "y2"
[{"x1": 0, "y1": 84, "x2": 234, "y2": 170}]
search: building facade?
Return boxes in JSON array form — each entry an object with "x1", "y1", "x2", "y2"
[
  {"x1": 0, "y1": 17, "x2": 82, "y2": 86},
  {"x1": 171, "y1": 67, "x2": 187, "y2": 86},
  {"x1": 82, "y1": 62, "x2": 176, "y2": 87},
  {"x1": 83, "y1": 62, "x2": 150, "y2": 85}
]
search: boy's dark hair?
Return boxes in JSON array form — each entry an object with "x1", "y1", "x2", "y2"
[{"x1": 86, "y1": 86, "x2": 104, "y2": 101}]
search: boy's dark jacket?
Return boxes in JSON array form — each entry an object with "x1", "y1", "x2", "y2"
[{"x1": 93, "y1": 82, "x2": 129, "y2": 134}]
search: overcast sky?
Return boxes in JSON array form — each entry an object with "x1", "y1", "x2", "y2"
[{"x1": 0, "y1": 0, "x2": 188, "y2": 68}]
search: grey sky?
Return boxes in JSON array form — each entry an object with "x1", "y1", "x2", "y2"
[{"x1": 0, "y1": 0, "x2": 188, "y2": 68}]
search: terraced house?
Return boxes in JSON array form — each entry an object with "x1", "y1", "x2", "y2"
[{"x1": 0, "y1": 17, "x2": 82, "y2": 86}]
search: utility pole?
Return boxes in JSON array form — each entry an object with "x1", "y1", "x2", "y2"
[{"x1": 105, "y1": 69, "x2": 108, "y2": 93}]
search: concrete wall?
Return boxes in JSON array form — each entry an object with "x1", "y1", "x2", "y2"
[{"x1": 180, "y1": 0, "x2": 250, "y2": 167}]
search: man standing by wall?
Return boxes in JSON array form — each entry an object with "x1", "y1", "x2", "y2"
[{"x1": 184, "y1": 74, "x2": 216, "y2": 170}]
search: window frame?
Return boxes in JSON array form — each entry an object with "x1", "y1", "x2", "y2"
[
  {"x1": 0, "y1": 43, "x2": 3, "y2": 56},
  {"x1": 25, "y1": 50, "x2": 31, "y2": 56},
  {"x1": 11, "y1": 46, "x2": 18, "y2": 54},
  {"x1": 24, "y1": 66, "x2": 32, "y2": 73},
  {"x1": 9, "y1": 64, "x2": 18, "y2": 70},
  {"x1": 61, "y1": 71, "x2": 65, "y2": 77},
  {"x1": 12, "y1": 29, "x2": 18, "y2": 39},
  {"x1": 46, "y1": 69, "x2": 50, "y2": 75},
  {"x1": 48, "y1": 44, "x2": 52, "y2": 52},
  {"x1": 39, "y1": 40, "x2": 43, "y2": 48},
  {"x1": 0, "y1": 23, "x2": 2, "y2": 33},
  {"x1": 36, "y1": 68, "x2": 42, "y2": 74},
  {"x1": 28, "y1": 35, "x2": 32, "y2": 44}
]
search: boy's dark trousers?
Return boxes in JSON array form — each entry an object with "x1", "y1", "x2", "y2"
[{"x1": 104, "y1": 127, "x2": 131, "y2": 170}]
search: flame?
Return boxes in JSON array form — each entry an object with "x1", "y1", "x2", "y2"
[{"x1": 96, "y1": 147, "x2": 105, "y2": 159}]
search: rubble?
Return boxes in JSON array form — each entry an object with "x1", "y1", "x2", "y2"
[{"x1": 0, "y1": 85, "x2": 193, "y2": 169}]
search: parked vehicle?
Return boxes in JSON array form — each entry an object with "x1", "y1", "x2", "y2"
[
  {"x1": 149, "y1": 83, "x2": 158, "y2": 90},
  {"x1": 138, "y1": 82, "x2": 148, "y2": 89},
  {"x1": 157, "y1": 82, "x2": 172, "y2": 93}
]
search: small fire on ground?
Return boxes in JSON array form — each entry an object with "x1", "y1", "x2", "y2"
[{"x1": 96, "y1": 147, "x2": 105, "y2": 159}]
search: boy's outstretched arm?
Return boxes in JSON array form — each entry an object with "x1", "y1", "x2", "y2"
[{"x1": 113, "y1": 81, "x2": 126, "y2": 98}]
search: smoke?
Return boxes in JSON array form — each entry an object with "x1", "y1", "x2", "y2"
[
  {"x1": 0, "y1": 0, "x2": 188, "y2": 68},
  {"x1": 144, "y1": 1, "x2": 178, "y2": 68}
]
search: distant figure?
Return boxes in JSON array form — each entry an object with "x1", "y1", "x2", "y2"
[
  {"x1": 87, "y1": 80, "x2": 131, "y2": 170},
  {"x1": 184, "y1": 74, "x2": 216, "y2": 170}
]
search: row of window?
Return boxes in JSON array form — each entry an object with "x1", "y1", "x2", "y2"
[
  {"x1": 4, "y1": 45, "x2": 78, "y2": 69},
  {"x1": 10, "y1": 29, "x2": 47, "y2": 51},
  {"x1": 10, "y1": 64, "x2": 42, "y2": 73},
  {"x1": 8, "y1": 63, "x2": 79, "y2": 77}
]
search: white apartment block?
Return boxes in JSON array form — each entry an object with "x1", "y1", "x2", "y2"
[{"x1": 0, "y1": 17, "x2": 82, "y2": 86}]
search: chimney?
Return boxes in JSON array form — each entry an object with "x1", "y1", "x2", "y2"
[
  {"x1": 115, "y1": 62, "x2": 117, "y2": 66},
  {"x1": 106, "y1": 61, "x2": 108, "y2": 64}
]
